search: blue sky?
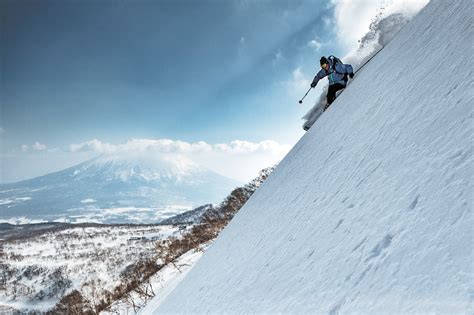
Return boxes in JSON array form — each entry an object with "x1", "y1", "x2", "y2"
[
  {"x1": 1, "y1": 0, "x2": 426, "y2": 183},
  {"x1": 2, "y1": 0, "x2": 336, "y2": 143}
]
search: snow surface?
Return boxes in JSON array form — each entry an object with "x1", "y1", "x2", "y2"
[
  {"x1": 1, "y1": 225, "x2": 182, "y2": 313},
  {"x1": 138, "y1": 250, "x2": 203, "y2": 314},
  {"x1": 102, "y1": 249, "x2": 203, "y2": 315},
  {"x1": 155, "y1": 0, "x2": 473, "y2": 313}
]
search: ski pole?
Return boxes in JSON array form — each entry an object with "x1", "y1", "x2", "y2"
[
  {"x1": 354, "y1": 46, "x2": 384, "y2": 75},
  {"x1": 298, "y1": 87, "x2": 312, "y2": 104},
  {"x1": 299, "y1": 46, "x2": 384, "y2": 105}
]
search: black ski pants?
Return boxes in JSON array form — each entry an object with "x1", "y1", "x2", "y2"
[{"x1": 327, "y1": 83, "x2": 345, "y2": 105}]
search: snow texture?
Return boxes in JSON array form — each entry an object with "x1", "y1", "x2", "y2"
[
  {"x1": 156, "y1": 1, "x2": 473, "y2": 313},
  {"x1": 136, "y1": 250, "x2": 204, "y2": 315}
]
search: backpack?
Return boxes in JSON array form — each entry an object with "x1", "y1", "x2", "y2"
[
  {"x1": 328, "y1": 55, "x2": 348, "y2": 82},
  {"x1": 328, "y1": 55, "x2": 343, "y2": 73}
]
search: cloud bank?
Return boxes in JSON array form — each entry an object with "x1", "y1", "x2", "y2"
[
  {"x1": 1, "y1": 138, "x2": 291, "y2": 184},
  {"x1": 69, "y1": 138, "x2": 289, "y2": 156},
  {"x1": 67, "y1": 138, "x2": 291, "y2": 183},
  {"x1": 32, "y1": 142, "x2": 47, "y2": 151}
]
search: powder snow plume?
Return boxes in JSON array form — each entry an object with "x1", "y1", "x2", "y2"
[{"x1": 303, "y1": 5, "x2": 425, "y2": 129}]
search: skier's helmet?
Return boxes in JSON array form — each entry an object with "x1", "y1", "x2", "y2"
[{"x1": 320, "y1": 56, "x2": 328, "y2": 67}]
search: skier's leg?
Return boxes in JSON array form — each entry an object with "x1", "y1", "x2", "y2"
[
  {"x1": 325, "y1": 83, "x2": 345, "y2": 110},
  {"x1": 326, "y1": 85, "x2": 337, "y2": 105}
]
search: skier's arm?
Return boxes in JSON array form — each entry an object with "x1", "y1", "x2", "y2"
[
  {"x1": 335, "y1": 63, "x2": 354, "y2": 75},
  {"x1": 345, "y1": 64, "x2": 354, "y2": 75},
  {"x1": 311, "y1": 69, "x2": 327, "y2": 88}
]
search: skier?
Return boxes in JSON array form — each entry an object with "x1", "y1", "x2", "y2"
[{"x1": 310, "y1": 56, "x2": 354, "y2": 111}]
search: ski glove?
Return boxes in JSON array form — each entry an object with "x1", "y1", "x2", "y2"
[
  {"x1": 349, "y1": 73, "x2": 354, "y2": 79},
  {"x1": 310, "y1": 82, "x2": 317, "y2": 88}
]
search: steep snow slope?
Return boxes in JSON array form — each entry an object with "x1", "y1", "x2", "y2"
[{"x1": 156, "y1": 0, "x2": 473, "y2": 313}]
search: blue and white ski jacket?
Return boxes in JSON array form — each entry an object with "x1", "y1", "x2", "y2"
[{"x1": 311, "y1": 60, "x2": 354, "y2": 87}]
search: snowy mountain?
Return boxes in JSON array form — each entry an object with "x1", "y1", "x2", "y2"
[
  {"x1": 0, "y1": 153, "x2": 240, "y2": 224},
  {"x1": 153, "y1": 1, "x2": 473, "y2": 313}
]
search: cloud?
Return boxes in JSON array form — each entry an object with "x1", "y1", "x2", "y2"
[
  {"x1": 32, "y1": 142, "x2": 47, "y2": 151},
  {"x1": 308, "y1": 39, "x2": 322, "y2": 51},
  {"x1": 18, "y1": 142, "x2": 47, "y2": 152},
  {"x1": 69, "y1": 138, "x2": 289, "y2": 156},
  {"x1": 213, "y1": 139, "x2": 290, "y2": 155},
  {"x1": 68, "y1": 138, "x2": 292, "y2": 182},
  {"x1": 332, "y1": 0, "x2": 378, "y2": 50},
  {"x1": 69, "y1": 139, "x2": 116, "y2": 153},
  {"x1": 69, "y1": 138, "x2": 208, "y2": 154},
  {"x1": 0, "y1": 127, "x2": 4, "y2": 135},
  {"x1": 7, "y1": 139, "x2": 291, "y2": 183},
  {"x1": 287, "y1": 67, "x2": 311, "y2": 91}
]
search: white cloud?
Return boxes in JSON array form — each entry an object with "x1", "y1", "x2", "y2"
[
  {"x1": 308, "y1": 39, "x2": 322, "y2": 51},
  {"x1": 293, "y1": 67, "x2": 310, "y2": 88},
  {"x1": 32, "y1": 142, "x2": 47, "y2": 151},
  {"x1": 213, "y1": 139, "x2": 289, "y2": 155},
  {"x1": 70, "y1": 138, "x2": 204, "y2": 154},
  {"x1": 240, "y1": 36, "x2": 246, "y2": 44},
  {"x1": 69, "y1": 139, "x2": 116, "y2": 153},
  {"x1": 283, "y1": 67, "x2": 312, "y2": 96},
  {"x1": 198, "y1": 140, "x2": 291, "y2": 182},
  {"x1": 68, "y1": 138, "x2": 292, "y2": 182},
  {"x1": 80, "y1": 199, "x2": 96, "y2": 204},
  {"x1": 332, "y1": 0, "x2": 378, "y2": 50},
  {"x1": 19, "y1": 142, "x2": 47, "y2": 152},
  {"x1": 69, "y1": 138, "x2": 289, "y2": 156}
]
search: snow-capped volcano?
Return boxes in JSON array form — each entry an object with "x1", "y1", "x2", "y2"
[
  {"x1": 0, "y1": 153, "x2": 240, "y2": 224},
  {"x1": 73, "y1": 153, "x2": 208, "y2": 183}
]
